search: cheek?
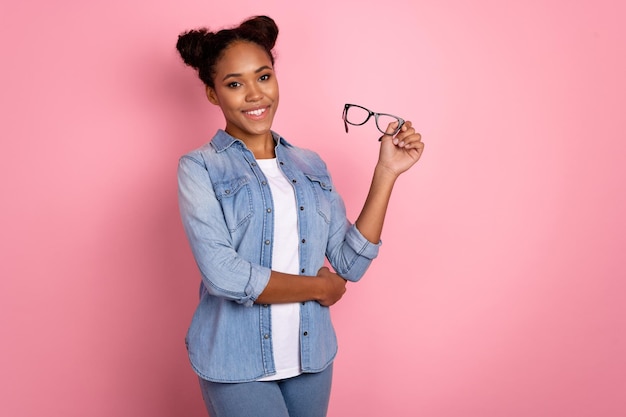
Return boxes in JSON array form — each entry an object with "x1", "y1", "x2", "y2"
[
  {"x1": 216, "y1": 92, "x2": 239, "y2": 112},
  {"x1": 268, "y1": 81, "x2": 279, "y2": 98}
]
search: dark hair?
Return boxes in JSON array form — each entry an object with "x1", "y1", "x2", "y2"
[{"x1": 176, "y1": 15, "x2": 279, "y2": 88}]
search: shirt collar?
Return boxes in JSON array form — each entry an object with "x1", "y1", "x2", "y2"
[{"x1": 211, "y1": 129, "x2": 293, "y2": 153}]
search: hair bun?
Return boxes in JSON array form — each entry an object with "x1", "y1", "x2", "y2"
[
  {"x1": 176, "y1": 29, "x2": 211, "y2": 69},
  {"x1": 239, "y1": 15, "x2": 279, "y2": 51}
]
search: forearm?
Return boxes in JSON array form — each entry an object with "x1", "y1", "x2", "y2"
[
  {"x1": 354, "y1": 120, "x2": 423, "y2": 244},
  {"x1": 255, "y1": 268, "x2": 346, "y2": 306},
  {"x1": 355, "y1": 164, "x2": 398, "y2": 244},
  {"x1": 255, "y1": 271, "x2": 322, "y2": 304}
]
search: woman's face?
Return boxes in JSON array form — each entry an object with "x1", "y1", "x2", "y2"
[{"x1": 207, "y1": 41, "x2": 279, "y2": 143}]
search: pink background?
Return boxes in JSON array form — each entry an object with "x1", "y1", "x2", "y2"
[{"x1": 1, "y1": 0, "x2": 625, "y2": 416}]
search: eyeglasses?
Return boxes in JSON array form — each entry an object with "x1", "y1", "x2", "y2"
[{"x1": 342, "y1": 103, "x2": 405, "y2": 136}]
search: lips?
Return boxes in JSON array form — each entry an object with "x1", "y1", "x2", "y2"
[{"x1": 243, "y1": 107, "x2": 268, "y2": 117}]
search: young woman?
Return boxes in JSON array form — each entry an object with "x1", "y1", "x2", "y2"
[{"x1": 176, "y1": 15, "x2": 423, "y2": 417}]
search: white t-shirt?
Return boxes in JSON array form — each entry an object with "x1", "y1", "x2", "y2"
[{"x1": 256, "y1": 158, "x2": 302, "y2": 381}]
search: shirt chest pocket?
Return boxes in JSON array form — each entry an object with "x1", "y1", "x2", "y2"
[
  {"x1": 214, "y1": 176, "x2": 253, "y2": 232},
  {"x1": 304, "y1": 173, "x2": 333, "y2": 224}
]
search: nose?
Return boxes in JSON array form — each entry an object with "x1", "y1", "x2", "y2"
[{"x1": 245, "y1": 83, "x2": 263, "y2": 102}]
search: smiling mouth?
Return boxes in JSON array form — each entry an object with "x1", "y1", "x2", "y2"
[{"x1": 244, "y1": 107, "x2": 267, "y2": 117}]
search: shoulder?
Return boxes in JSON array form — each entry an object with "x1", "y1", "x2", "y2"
[
  {"x1": 180, "y1": 142, "x2": 213, "y2": 167},
  {"x1": 179, "y1": 130, "x2": 231, "y2": 167},
  {"x1": 276, "y1": 133, "x2": 328, "y2": 171}
]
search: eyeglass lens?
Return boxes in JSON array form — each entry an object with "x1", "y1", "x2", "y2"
[{"x1": 344, "y1": 105, "x2": 403, "y2": 135}]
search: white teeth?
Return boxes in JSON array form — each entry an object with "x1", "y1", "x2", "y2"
[{"x1": 245, "y1": 108, "x2": 266, "y2": 116}]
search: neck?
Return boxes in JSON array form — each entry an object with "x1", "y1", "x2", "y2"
[{"x1": 240, "y1": 132, "x2": 276, "y2": 159}]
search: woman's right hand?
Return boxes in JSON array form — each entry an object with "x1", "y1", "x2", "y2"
[{"x1": 316, "y1": 267, "x2": 347, "y2": 306}]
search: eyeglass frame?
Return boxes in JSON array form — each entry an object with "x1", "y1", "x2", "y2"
[{"x1": 342, "y1": 103, "x2": 405, "y2": 137}]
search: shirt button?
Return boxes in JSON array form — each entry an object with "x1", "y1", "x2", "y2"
[
  {"x1": 251, "y1": 162, "x2": 257, "y2": 167},
  {"x1": 265, "y1": 240, "x2": 271, "y2": 245},
  {"x1": 292, "y1": 179, "x2": 297, "y2": 183},
  {"x1": 279, "y1": 161, "x2": 284, "y2": 165},
  {"x1": 300, "y1": 206, "x2": 304, "y2": 211},
  {"x1": 301, "y1": 269, "x2": 305, "y2": 273},
  {"x1": 263, "y1": 304, "x2": 268, "y2": 308},
  {"x1": 264, "y1": 334, "x2": 270, "y2": 339},
  {"x1": 301, "y1": 239, "x2": 306, "y2": 243},
  {"x1": 266, "y1": 208, "x2": 272, "y2": 213},
  {"x1": 303, "y1": 331, "x2": 308, "y2": 336},
  {"x1": 261, "y1": 181, "x2": 267, "y2": 185},
  {"x1": 224, "y1": 189, "x2": 230, "y2": 194}
]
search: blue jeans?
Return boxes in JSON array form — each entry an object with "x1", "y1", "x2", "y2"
[{"x1": 198, "y1": 364, "x2": 333, "y2": 417}]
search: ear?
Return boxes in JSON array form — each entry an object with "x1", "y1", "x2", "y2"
[{"x1": 206, "y1": 86, "x2": 219, "y2": 105}]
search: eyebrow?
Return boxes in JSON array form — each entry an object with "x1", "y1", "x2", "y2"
[{"x1": 222, "y1": 66, "x2": 273, "y2": 81}]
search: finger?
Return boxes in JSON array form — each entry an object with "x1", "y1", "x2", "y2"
[
  {"x1": 394, "y1": 121, "x2": 414, "y2": 138},
  {"x1": 382, "y1": 121, "x2": 400, "y2": 137},
  {"x1": 317, "y1": 266, "x2": 330, "y2": 275},
  {"x1": 393, "y1": 127, "x2": 416, "y2": 146},
  {"x1": 397, "y1": 132, "x2": 423, "y2": 149},
  {"x1": 406, "y1": 141, "x2": 425, "y2": 154},
  {"x1": 401, "y1": 132, "x2": 422, "y2": 144},
  {"x1": 403, "y1": 134, "x2": 423, "y2": 149}
]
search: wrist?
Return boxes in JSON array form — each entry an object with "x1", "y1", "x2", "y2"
[
  {"x1": 313, "y1": 275, "x2": 328, "y2": 303},
  {"x1": 374, "y1": 164, "x2": 400, "y2": 183}
]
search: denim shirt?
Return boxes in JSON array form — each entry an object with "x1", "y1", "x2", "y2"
[{"x1": 178, "y1": 130, "x2": 380, "y2": 383}]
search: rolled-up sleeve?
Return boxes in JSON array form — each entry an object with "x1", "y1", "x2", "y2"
[
  {"x1": 178, "y1": 155, "x2": 270, "y2": 306},
  {"x1": 331, "y1": 223, "x2": 381, "y2": 282},
  {"x1": 324, "y1": 172, "x2": 381, "y2": 282}
]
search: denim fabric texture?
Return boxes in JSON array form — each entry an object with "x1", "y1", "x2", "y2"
[
  {"x1": 199, "y1": 363, "x2": 333, "y2": 417},
  {"x1": 178, "y1": 130, "x2": 380, "y2": 382}
]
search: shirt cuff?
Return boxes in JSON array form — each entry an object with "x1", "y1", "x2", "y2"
[
  {"x1": 346, "y1": 224, "x2": 381, "y2": 260},
  {"x1": 242, "y1": 264, "x2": 272, "y2": 307}
]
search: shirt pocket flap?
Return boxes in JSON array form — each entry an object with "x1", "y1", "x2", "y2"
[
  {"x1": 214, "y1": 176, "x2": 250, "y2": 200},
  {"x1": 304, "y1": 174, "x2": 333, "y2": 191}
]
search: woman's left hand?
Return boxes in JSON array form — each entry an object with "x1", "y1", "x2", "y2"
[{"x1": 377, "y1": 120, "x2": 424, "y2": 177}]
